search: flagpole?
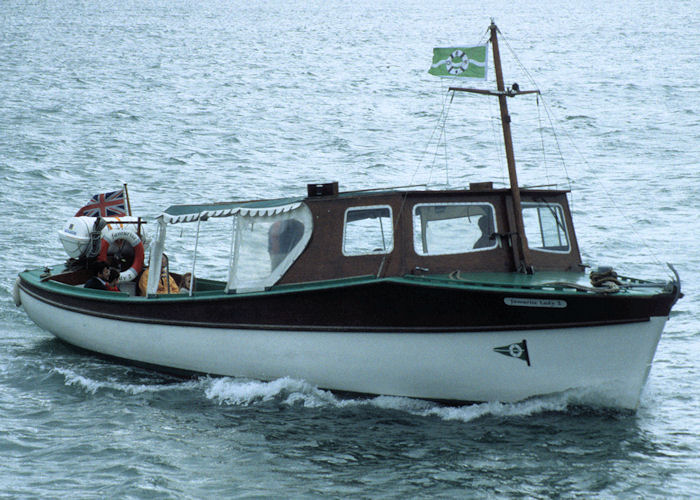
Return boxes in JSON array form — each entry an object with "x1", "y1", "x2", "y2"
[{"x1": 123, "y1": 183, "x2": 132, "y2": 216}]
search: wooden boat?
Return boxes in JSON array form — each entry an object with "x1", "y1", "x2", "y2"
[{"x1": 15, "y1": 23, "x2": 681, "y2": 410}]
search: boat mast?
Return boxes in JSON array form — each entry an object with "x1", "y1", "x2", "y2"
[
  {"x1": 489, "y1": 23, "x2": 530, "y2": 272},
  {"x1": 449, "y1": 22, "x2": 536, "y2": 272}
]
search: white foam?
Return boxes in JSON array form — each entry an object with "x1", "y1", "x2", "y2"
[
  {"x1": 52, "y1": 366, "x2": 201, "y2": 395},
  {"x1": 203, "y1": 376, "x2": 339, "y2": 407},
  {"x1": 419, "y1": 396, "x2": 572, "y2": 422},
  {"x1": 51, "y1": 366, "x2": 618, "y2": 419},
  {"x1": 200, "y1": 376, "x2": 585, "y2": 421}
]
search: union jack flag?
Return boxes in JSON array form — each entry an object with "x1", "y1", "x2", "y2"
[{"x1": 75, "y1": 189, "x2": 128, "y2": 217}]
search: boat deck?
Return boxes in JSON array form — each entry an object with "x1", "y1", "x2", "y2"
[{"x1": 21, "y1": 265, "x2": 671, "y2": 302}]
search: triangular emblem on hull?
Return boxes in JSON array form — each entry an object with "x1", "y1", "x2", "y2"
[{"x1": 493, "y1": 339, "x2": 531, "y2": 366}]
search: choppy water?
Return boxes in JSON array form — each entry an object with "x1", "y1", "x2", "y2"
[{"x1": 1, "y1": 0, "x2": 699, "y2": 497}]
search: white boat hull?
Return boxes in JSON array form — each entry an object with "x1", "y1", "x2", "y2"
[{"x1": 20, "y1": 289, "x2": 666, "y2": 410}]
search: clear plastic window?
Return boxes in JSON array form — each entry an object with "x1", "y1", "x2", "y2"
[
  {"x1": 228, "y1": 205, "x2": 313, "y2": 292},
  {"x1": 522, "y1": 203, "x2": 570, "y2": 253},
  {"x1": 413, "y1": 203, "x2": 498, "y2": 255},
  {"x1": 343, "y1": 206, "x2": 394, "y2": 256}
]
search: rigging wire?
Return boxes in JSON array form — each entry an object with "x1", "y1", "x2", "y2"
[
  {"x1": 498, "y1": 28, "x2": 572, "y2": 193},
  {"x1": 442, "y1": 94, "x2": 451, "y2": 186},
  {"x1": 498, "y1": 27, "x2": 667, "y2": 273},
  {"x1": 427, "y1": 85, "x2": 453, "y2": 186},
  {"x1": 409, "y1": 81, "x2": 452, "y2": 186},
  {"x1": 485, "y1": 87, "x2": 507, "y2": 187},
  {"x1": 537, "y1": 95, "x2": 551, "y2": 187},
  {"x1": 414, "y1": 28, "x2": 496, "y2": 188},
  {"x1": 550, "y1": 114, "x2": 666, "y2": 271},
  {"x1": 536, "y1": 95, "x2": 572, "y2": 192},
  {"x1": 409, "y1": 25, "x2": 669, "y2": 276}
]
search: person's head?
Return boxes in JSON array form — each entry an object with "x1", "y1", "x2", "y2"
[
  {"x1": 108, "y1": 268, "x2": 120, "y2": 285},
  {"x1": 161, "y1": 254, "x2": 169, "y2": 267},
  {"x1": 93, "y1": 261, "x2": 110, "y2": 280},
  {"x1": 181, "y1": 272, "x2": 192, "y2": 289},
  {"x1": 478, "y1": 216, "x2": 491, "y2": 234}
]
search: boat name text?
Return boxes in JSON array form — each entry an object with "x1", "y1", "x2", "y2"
[{"x1": 504, "y1": 297, "x2": 567, "y2": 308}]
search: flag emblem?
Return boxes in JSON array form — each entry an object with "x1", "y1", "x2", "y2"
[
  {"x1": 493, "y1": 339, "x2": 531, "y2": 366},
  {"x1": 75, "y1": 189, "x2": 127, "y2": 217},
  {"x1": 429, "y1": 45, "x2": 488, "y2": 79}
]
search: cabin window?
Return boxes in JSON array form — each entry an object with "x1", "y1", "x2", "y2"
[
  {"x1": 413, "y1": 203, "x2": 498, "y2": 255},
  {"x1": 522, "y1": 202, "x2": 570, "y2": 253},
  {"x1": 343, "y1": 206, "x2": 394, "y2": 256}
]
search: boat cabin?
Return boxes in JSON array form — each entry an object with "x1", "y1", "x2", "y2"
[{"x1": 145, "y1": 182, "x2": 582, "y2": 296}]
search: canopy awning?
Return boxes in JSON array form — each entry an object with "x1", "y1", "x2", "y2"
[{"x1": 162, "y1": 197, "x2": 305, "y2": 224}]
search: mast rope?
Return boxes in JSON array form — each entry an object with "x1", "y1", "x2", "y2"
[
  {"x1": 498, "y1": 28, "x2": 572, "y2": 194},
  {"x1": 537, "y1": 95, "x2": 550, "y2": 186},
  {"x1": 498, "y1": 27, "x2": 669, "y2": 275},
  {"x1": 426, "y1": 86, "x2": 453, "y2": 186},
  {"x1": 536, "y1": 95, "x2": 573, "y2": 194},
  {"x1": 410, "y1": 82, "x2": 453, "y2": 186},
  {"x1": 441, "y1": 93, "x2": 451, "y2": 186},
  {"x1": 486, "y1": 83, "x2": 508, "y2": 187}
]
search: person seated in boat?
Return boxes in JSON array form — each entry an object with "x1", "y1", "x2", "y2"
[
  {"x1": 105, "y1": 238, "x2": 133, "y2": 270},
  {"x1": 138, "y1": 254, "x2": 180, "y2": 295},
  {"x1": 84, "y1": 261, "x2": 111, "y2": 290},
  {"x1": 473, "y1": 216, "x2": 494, "y2": 249},
  {"x1": 106, "y1": 268, "x2": 121, "y2": 292},
  {"x1": 179, "y1": 273, "x2": 192, "y2": 294},
  {"x1": 268, "y1": 219, "x2": 304, "y2": 269}
]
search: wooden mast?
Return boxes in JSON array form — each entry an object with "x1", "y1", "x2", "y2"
[
  {"x1": 489, "y1": 22, "x2": 531, "y2": 272},
  {"x1": 449, "y1": 22, "x2": 534, "y2": 272}
]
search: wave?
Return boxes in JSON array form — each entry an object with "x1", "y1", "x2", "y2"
[
  {"x1": 50, "y1": 365, "x2": 629, "y2": 421},
  {"x1": 204, "y1": 376, "x2": 338, "y2": 407},
  {"x1": 51, "y1": 366, "x2": 201, "y2": 395},
  {"x1": 201, "y1": 376, "x2": 593, "y2": 422}
]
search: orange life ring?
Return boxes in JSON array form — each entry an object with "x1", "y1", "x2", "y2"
[{"x1": 98, "y1": 225, "x2": 145, "y2": 282}]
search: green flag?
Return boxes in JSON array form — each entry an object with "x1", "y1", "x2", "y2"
[{"x1": 429, "y1": 45, "x2": 488, "y2": 79}]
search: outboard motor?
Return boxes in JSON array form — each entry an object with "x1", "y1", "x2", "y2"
[{"x1": 58, "y1": 216, "x2": 105, "y2": 259}]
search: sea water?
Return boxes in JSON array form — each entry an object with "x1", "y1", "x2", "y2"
[{"x1": 1, "y1": 0, "x2": 699, "y2": 497}]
